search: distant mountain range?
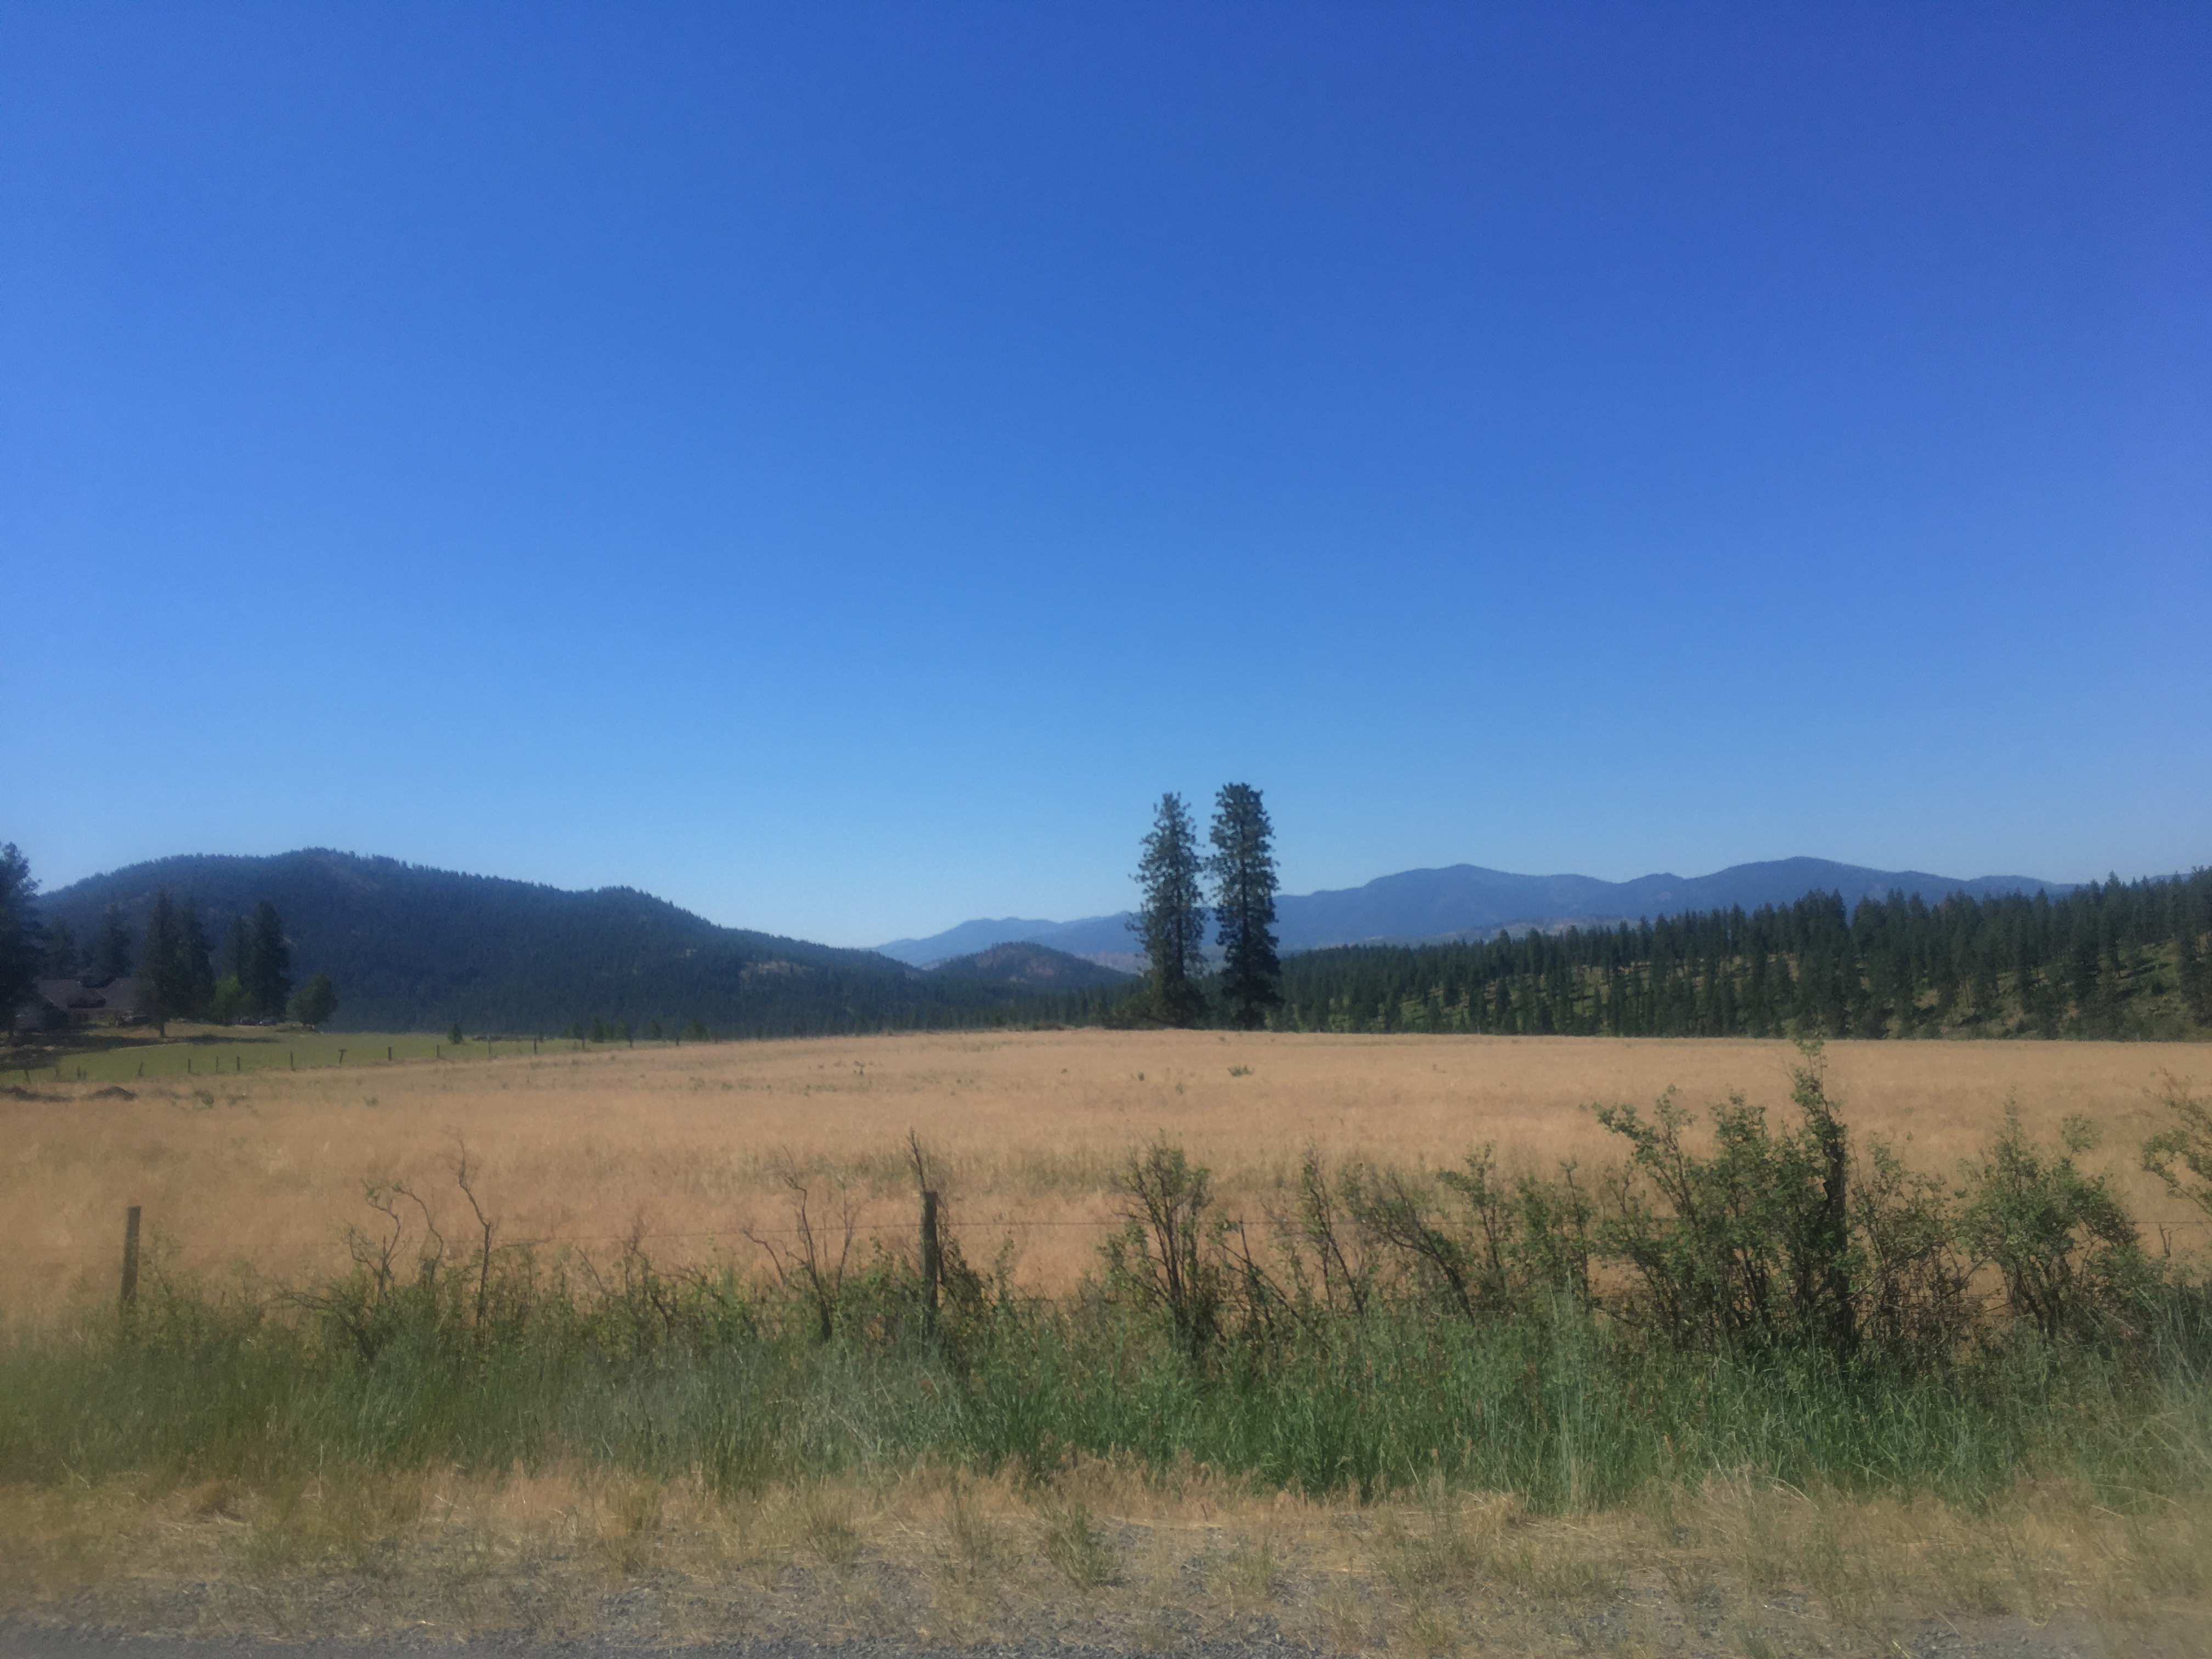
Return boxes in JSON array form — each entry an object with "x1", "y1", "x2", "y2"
[
  {"x1": 35, "y1": 850, "x2": 1124, "y2": 1034},
  {"x1": 874, "y1": 857, "x2": 2071, "y2": 967},
  {"x1": 33, "y1": 848, "x2": 2072, "y2": 1034}
]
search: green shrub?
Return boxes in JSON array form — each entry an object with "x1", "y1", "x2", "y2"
[{"x1": 1960, "y1": 1108, "x2": 2156, "y2": 1344}]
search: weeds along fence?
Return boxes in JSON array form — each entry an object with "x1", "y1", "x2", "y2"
[{"x1": 8, "y1": 1053, "x2": 2212, "y2": 1514}]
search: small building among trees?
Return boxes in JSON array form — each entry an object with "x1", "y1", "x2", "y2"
[{"x1": 11, "y1": 975, "x2": 143, "y2": 1032}]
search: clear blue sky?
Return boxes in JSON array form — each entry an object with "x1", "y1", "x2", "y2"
[{"x1": 5, "y1": 3, "x2": 2207, "y2": 946}]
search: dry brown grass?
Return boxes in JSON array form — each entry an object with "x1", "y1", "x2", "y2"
[
  {"x1": 5, "y1": 1029, "x2": 2207, "y2": 1313},
  {"x1": 5, "y1": 1460, "x2": 2208, "y2": 1654}
]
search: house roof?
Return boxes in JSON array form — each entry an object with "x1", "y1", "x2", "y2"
[{"x1": 33, "y1": 976, "x2": 140, "y2": 1012}]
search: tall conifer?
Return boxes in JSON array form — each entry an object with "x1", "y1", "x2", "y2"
[
  {"x1": 139, "y1": 889, "x2": 191, "y2": 1036},
  {"x1": 1207, "y1": 782, "x2": 1281, "y2": 1029},
  {"x1": 1131, "y1": 792, "x2": 1209, "y2": 1026},
  {"x1": 182, "y1": 901, "x2": 216, "y2": 1017},
  {"x1": 0, "y1": 844, "x2": 40, "y2": 1024}
]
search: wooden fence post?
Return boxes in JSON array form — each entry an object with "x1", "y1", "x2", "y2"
[
  {"x1": 920, "y1": 1189, "x2": 941, "y2": 1334},
  {"x1": 121, "y1": 1205, "x2": 141, "y2": 1310}
]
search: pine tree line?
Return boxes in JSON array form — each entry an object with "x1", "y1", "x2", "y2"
[
  {"x1": 1269, "y1": 871, "x2": 2212, "y2": 1040},
  {"x1": 131, "y1": 887, "x2": 338, "y2": 1034}
]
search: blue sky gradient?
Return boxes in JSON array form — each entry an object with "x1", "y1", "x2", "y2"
[{"x1": 5, "y1": 3, "x2": 2207, "y2": 945}]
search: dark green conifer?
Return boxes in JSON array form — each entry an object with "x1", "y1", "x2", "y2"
[
  {"x1": 93, "y1": 904, "x2": 133, "y2": 977},
  {"x1": 182, "y1": 902, "x2": 216, "y2": 1018},
  {"x1": 1970, "y1": 941, "x2": 2000, "y2": 1022},
  {"x1": 138, "y1": 889, "x2": 191, "y2": 1037},
  {"x1": 44, "y1": 919, "x2": 79, "y2": 977},
  {"x1": 246, "y1": 901, "x2": 291, "y2": 1020},
  {"x1": 1207, "y1": 782, "x2": 1282, "y2": 1029},
  {"x1": 1130, "y1": 792, "x2": 1209, "y2": 1026},
  {"x1": 0, "y1": 844, "x2": 39, "y2": 1023}
]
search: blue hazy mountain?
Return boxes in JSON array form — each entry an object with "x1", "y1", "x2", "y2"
[
  {"x1": 876, "y1": 917, "x2": 1071, "y2": 963},
  {"x1": 873, "y1": 857, "x2": 2070, "y2": 966}
]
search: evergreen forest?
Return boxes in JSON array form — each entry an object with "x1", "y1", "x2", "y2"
[{"x1": 1264, "y1": 870, "x2": 2212, "y2": 1040}]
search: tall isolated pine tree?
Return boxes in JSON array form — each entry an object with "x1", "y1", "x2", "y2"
[
  {"x1": 1207, "y1": 782, "x2": 1281, "y2": 1028},
  {"x1": 1130, "y1": 792, "x2": 1209, "y2": 1026}
]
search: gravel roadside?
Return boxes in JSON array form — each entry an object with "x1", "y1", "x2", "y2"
[{"x1": 0, "y1": 1615, "x2": 2169, "y2": 1659}]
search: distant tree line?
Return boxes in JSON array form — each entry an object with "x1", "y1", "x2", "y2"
[
  {"x1": 536, "y1": 868, "x2": 2212, "y2": 1045},
  {"x1": 1267, "y1": 871, "x2": 2212, "y2": 1040},
  {"x1": 23, "y1": 838, "x2": 2205, "y2": 1046},
  {"x1": 123, "y1": 889, "x2": 342, "y2": 1035},
  {"x1": 2, "y1": 844, "x2": 338, "y2": 1038}
]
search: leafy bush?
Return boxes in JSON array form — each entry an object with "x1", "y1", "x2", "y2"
[
  {"x1": 1960, "y1": 1109, "x2": 2155, "y2": 1344},
  {"x1": 2145, "y1": 1074, "x2": 2212, "y2": 1221}
]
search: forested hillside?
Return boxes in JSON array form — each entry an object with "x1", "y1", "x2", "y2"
[
  {"x1": 1272, "y1": 871, "x2": 2212, "y2": 1039},
  {"x1": 37, "y1": 851, "x2": 2204, "y2": 1043},
  {"x1": 35, "y1": 850, "x2": 1100, "y2": 1036},
  {"x1": 924, "y1": 941, "x2": 1131, "y2": 990}
]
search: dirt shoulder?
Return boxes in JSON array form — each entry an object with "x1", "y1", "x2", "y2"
[
  {"x1": 0, "y1": 1613, "x2": 2168, "y2": 1659},
  {"x1": 5, "y1": 1466, "x2": 2208, "y2": 1659}
]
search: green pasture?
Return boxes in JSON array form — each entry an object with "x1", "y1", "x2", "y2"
[{"x1": 6, "y1": 1027, "x2": 582, "y2": 1086}]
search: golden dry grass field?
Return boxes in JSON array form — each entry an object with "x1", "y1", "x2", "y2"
[{"x1": 7, "y1": 1028, "x2": 2208, "y2": 1316}]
